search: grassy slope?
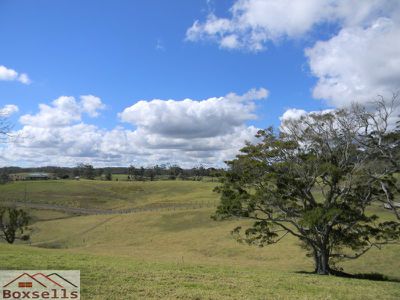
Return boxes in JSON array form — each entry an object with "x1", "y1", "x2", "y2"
[
  {"x1": 1, "y1": 244, "x2": 399, "y2": 300},
  {"x1": 0, "y1": 180, "x2": 218, "y2": 209},
  {"x1": 1, "y1": 180, "x2": 400, "y2": 299},
  {"x1": 25, "y1": 208, "x2": 400, "y2": 279}
]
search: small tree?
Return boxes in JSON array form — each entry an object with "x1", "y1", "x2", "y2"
[
  {"x1": 0, "y1": 207, "x2": 30, "y2": 244},
  {"x1": 0, "y1": 111, "x2": 30, "y2": 244},
  {"x1": 128, "y1": 165, "x2": 136, "y2": 181},
  {"x1": 168, "y1": 165, "x2": 182, "y2": 180},
  {"x1": 178, "y1": 171, "x2": 189, "y2": 181},
  {"x1": 214, "y1": 107, "x2": 400, "y2": 275},
  {"x1": 138, "y1": 167, "x2": 145, "y2": 181},
  {"x1": 76, "y1": 163, "x2": 95, "y2": 180},
  {"x1": 97, "y1": 168, "x2": 104, "y2": 178},
  {"x1": 105, "y1": 170, "x2": 112, "y2": 181},
  {"x1": 0, "y1": 171, "x2": 10, "y2": 184},
  {"x1": 144, "y1": 168, "x2": 156, "y2": 181}
]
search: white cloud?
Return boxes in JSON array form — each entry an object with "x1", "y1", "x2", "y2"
[
  {"x1": 18, "y1": 73, "x2": 31, "y2": 84},
  {"x1": 20, "y1": 95, "x2": 105, "y2": 127},
  {"x1": 119, "y1": 88, "x2": 267, "y2": 138},
  {"x1": 220, "y1": 34, "x2": 240, "y2": 49},
  {"x1": 279, "y1": 108, "x2": 307, "y2": 122},
  {"x1": 0, "y1": 65, "x2": 31, "y2": 84},
  {"x1": 155, "y1": 39, "x2": 165, "y2": 51},
  {"x1": 80, "y1": 95, "x2": 106, "y2": 117},
  {"x1": 306, "y1": 17, "x2": 400, "y2": 106},
  {"x1": 20, "y1": 96, "x2": 81, "y2": 127},
  {"x1": 0, "y1": 89, "x2": 265, "y2": 167},
  {"x1": 0, "y1": 104, "x2": 19, "y2": 117},
  {"x1": 186, "y1": 0, "x2": 399, "y2": 51},
  {"x1": 279, "y1": 108, "x2": 337, "y2": 136},
  {"x1": 280, "y1": 108, "x2": 334, "y2": 123},
  {"x1": 187, "y1": 0, "x2": 400, "y2": 106},
  {"x1": 0, "y1": 66, "x2": 18, "y2": 81}
]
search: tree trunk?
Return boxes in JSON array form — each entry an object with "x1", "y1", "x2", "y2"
[
  {"x1": 1, "y1": 230, "x2": 15, "y2": 244},
  {"x1": 314, "y1": 248, "x2": 330, "y2": 275}
]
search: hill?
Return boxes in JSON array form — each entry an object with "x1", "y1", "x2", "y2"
[
  {"x1": 0, "y1": 179, "x2": 218, "y2": 209},
  {"x1": 1, "y1": 180, "x2": 399, "y2": 299}
]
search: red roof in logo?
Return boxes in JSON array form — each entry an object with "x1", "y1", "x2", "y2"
[{"x1": 3, "y1": 273, "x2": 46, "y2": 288}]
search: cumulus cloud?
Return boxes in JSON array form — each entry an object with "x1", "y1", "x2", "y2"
[
  {"x1": 306, "y1": 18, "x2": 400, "y2": 106},
  {"x1": 1, "y1": 89, "x2": 265, "y2": 167},
  {"x1": 119, "y1": 88, "x2": 267, "y2": 138},
  {"x1": 279, "y1": 108, "x2": 307, "y2": 122},
  {"x1": 0, "y1": 65, "x2": 31, "y2": 84},
  {"x1": 186, "y1": 0, "x2": 398, "y2": 51},
  {"x1": 20, "y1": 95, "x2": 105, "y2": 127},
  {"x1": 279, "y1": 108, "x2": 337, "y2": 135},
  {"x1": 18, "y1": 73, "x2": 31, "y2": 84},
  {"x1": 0, "y1": 104, "x2": 19, "y2": 117},
  {"x1": 80, "y1": 95, "x2": 106, "y2": 117},
  {"x1": 187, "y1": 0, "x2": 400, "y2": 106},
  {"x1": 280, "y1": 108, "x2": 335, "y2": 123}
]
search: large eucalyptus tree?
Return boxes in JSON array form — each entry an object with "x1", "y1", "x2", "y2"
[{"x1": 214, "y1": 99, "x2": 400, "y2": 275}]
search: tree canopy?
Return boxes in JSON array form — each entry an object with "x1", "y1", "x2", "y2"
[
  {"x1": 214, "y1": 99, "x2": 400, "y2": 275},
  {"x1": 0, "y1": 206, "x2": 30, "y2": 244}
]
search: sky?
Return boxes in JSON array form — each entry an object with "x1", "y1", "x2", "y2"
[{"x1": 0, "y1": 0, "x2": 399, "y2": 167}]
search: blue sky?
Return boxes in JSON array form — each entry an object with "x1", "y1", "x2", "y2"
[
  {"x1": 0, "y1": 0, "x2": 322, "y2": 128},
  {"x1": 1, "y1": 0, "x2": 399, "y2": 167}
]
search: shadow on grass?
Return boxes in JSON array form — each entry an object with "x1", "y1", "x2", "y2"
[
  {"x1": 295, "y1": 270, "x2": 400, "y2": 283},
  {"x1": 35, "y1": 242, "x2": 67, "y2": 249}
]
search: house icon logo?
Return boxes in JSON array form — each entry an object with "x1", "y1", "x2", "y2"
[{"x1": 0, "y1": 270, "x2": 80, "y2": 300}]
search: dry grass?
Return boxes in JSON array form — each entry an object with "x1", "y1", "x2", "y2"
[
  {"x1": 0, "y1": 179, "x2": 218, "y2": 209},
  {"x1": 1, "y1": 180, "x2": 399, "y2": 299},
  {"x1": 1, "y1": 244, "x2": 400, "y2": 300}
]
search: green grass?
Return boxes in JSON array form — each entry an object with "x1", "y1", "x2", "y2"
[
  {"x1": 1, "y1": 180, "x2": 399, "y2": 299},
  {"x1": 24, "y1": 207, "x2": 400, "y2": 278},
  {"x1": 1, "y1": 244, "x2": 399, "y2": 300},
  {"x1": 0, "y1": 179, "x2": 218, "y2": 209},
  {"x1": 110, "y1": 173, "x2": 129, "y2": 181}
]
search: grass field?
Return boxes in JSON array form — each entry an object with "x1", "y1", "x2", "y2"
[
  {"x1": 2, "y1": 244, "x2": 399, "y2": 300},
  {"x1": 0, "y1": 179, "x2": 218, "y2": 209},
  {"x1": 1, "y1": 180, "x2": 400, "y2": 299}
]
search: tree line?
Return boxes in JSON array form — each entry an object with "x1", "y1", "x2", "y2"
[{"x1": 0, "y1": 164, "x2": 224, "y2": 182}]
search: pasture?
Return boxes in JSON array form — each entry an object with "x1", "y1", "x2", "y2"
[
  {"x1": 1, "y1": 179, "x2": 400, "y2": 299},
  {"x1": 0, "y1": 179, "x2": 218, "y2": 209}
]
